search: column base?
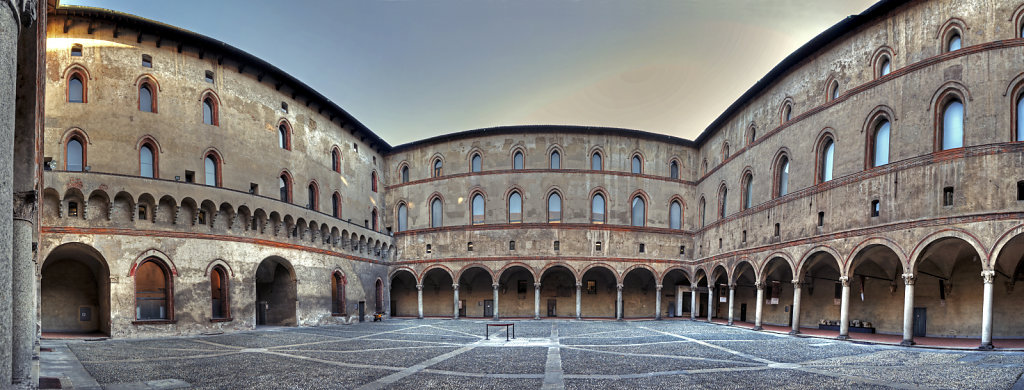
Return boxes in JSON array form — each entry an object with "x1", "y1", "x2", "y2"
[
  {"x1": 727, "y1": 321, "x2": 733, "y2": 326},
  {"x1": 417, "y1": 316, "x2": 424, "y2": 319},
  {"x1": 493, "y1": 317, "x2": 499, "y2": 321},
  {"x1": 788, "y1": 330, "x2": 800, "y2": 335},
  {"x1": 655, "y1": 316, "x2": 662, "y2": 321},
  {"x1": 900, "y1": 339, "x2": 915, "y2": 346},
  {"x1": 978, "y1": 343, "x2": 994, "y2": 350},
  {"x1": 752, "y1": 326, "x2": 763, "y2": 331},
  {"x1": 533, "y1": 316, "x2": 540, "y2": 320},
  {"x1": 836, "y1": 335, "x2": 849, "y2": 340}
]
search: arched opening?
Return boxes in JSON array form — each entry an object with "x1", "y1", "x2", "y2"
[
  {"x1": 991, "y1": 232, "x2": 1024, "y2": 343},
  {"x1": 331, "y1": 271, "x2": 346, "y2": 316},
  {"x1": 847, "y1": 244, "x2": 905, "y2": 338},
  {"x1": 760, "y1": 257, "x2": 795, "y2": 328},
  {"x1": 795, "y1": 251, "x2": 842, "y2": 333},
  {"x1": 580, "y1": 266, "x2": 616, "y2": 318},
  {"x1": 913, "y1": 237, "x2": 983, "y2": 342},
  {"x1": 497, "y1": 266, "x2": 535, "y2": 318},
  {"x1": 210, "y1": 266, "x2": 230, "y2": 320},
  {"x1": 40, "y1": 243, "x2": 111, "y2": 336},
  {"x1": 538, "y1": 266, "x2": 575, "y2": 318},
  {"x1": 471, "y1": 153, "x2": 482, "y2": 172},
  {"x1": 255, "y1": 257, "x2": 297, "y2": 326},
  {"x1": 730, "y1": 261, "x2": 757, "y2": 325},
  {"x1": 693, "y1": 269, "x2": 709, "y2": 319},
  {"x1": 389, "y1": 270, "x2": 417, "y2": 317},
  {"x1": 661, "y1": 269, "x2": 691, "y2": 318},
  {"x1": 622, "y1": 267, "x2": 657, "y2": 318},
  {"x1": 421, "y1": 268, "x2": 454, "y2": 317},
  {"x1": 457, "y1": 267, "x2": 494, "y2": 318}
]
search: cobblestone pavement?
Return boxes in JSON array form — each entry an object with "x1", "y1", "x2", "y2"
[{"x1": 42, "y1": 320, "x2": 1024, "y2": 389}]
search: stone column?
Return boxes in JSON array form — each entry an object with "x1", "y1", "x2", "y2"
[
  {"x1": 615, "y1": 284, "x2": 623, "y2": 320},
  {"x1": 0, "y1": 3, "x2": 20, "y2": 384},
  {"x1": 675, "y1": 287, "x2": 683, "y2": 318},
  {"x1": 754, "y1": 282, "x2": 764, "y2": 330},
  {"x1": 901, "y1": 273, "x2": 915, "y2": 346},
  {"x1": 534, "y1": 282, "x2": 541, "y2": 320},
  {"x1": 727, "y1": 284, "x2": 735, "y2": 325},
  {"x1": 980, "y1": 270, "x2": 995, "y2": 350},
  {"x1": 790, "y1": 280, "x2": 802, "y2": 334},
  {"x1": 416, "y1": 284, "x2": 423, "y2": 319},
  {"x1": 575, "y1": 283, "x2": 581, "y2": 320},
  {"x1": 838, "y1": 276, "x2": 850, "y2": 340},
  {"x1": 706, "y1": 284, "x2": 713, "y2": 322},
  {"x1": 655, "y1": 285, "x2": 663, "y2": 320},
  {"x1": 452, "y1": 284, "x2": 460, "y2": 320},
  {"x1": 11, "y1": 193, "x2": 32, "y2": 382},
  {"x1": 690, "y1": 284, "x2": 697, "y2": 320},
  {"x1": 492, "y1": 283, "x2": 500, "y2": 320}
]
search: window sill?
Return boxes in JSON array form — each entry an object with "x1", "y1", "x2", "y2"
[
  {"x1": 132, "y1": 320, "x2": 177, "y2": 325},
  {"x1": 210, "y1": 318, "x2": 233, "y2": 323}
]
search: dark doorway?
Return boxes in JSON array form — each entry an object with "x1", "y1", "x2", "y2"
[
  {"x1": 358, "y1": 301, "x2": 366, "y2": 322},
  {"x1": 390, "y1": 300, "x2": 397, "y2": 317},
  {"x1": 255, "y1": 257, "x2": 296, "y2": 326},
  {"x1": 913, "y1": 307, "x2": 927, "y2": 337},
  {"x1": 40, "y1": 243, "x2": 111, "y2": 335},
  {"x1": 459, "y1": 300, "x2": 466, "y2": 317},
  {"x1": 483, "y1": 300, "x2": 494, "y2": 317},
  {"x1": 547, "y1": 299, "x2": 557, "y2": 317},
  {"x1": 740, "y1": 303, "x2": 747, "y2": 322}
]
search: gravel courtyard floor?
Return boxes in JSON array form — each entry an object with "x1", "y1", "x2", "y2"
[{"x1": 40, "y1": 319, "x2": 1024, "y2": 389}]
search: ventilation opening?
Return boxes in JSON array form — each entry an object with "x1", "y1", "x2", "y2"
[
  {"x1": 467, "y1": 242, "x2": 473, "y2": 252},
  {"x1": 184, "y1": 170, "x2": 195, "y2": 183},
  {"x1": 249, "y1": 183, "x2": 259, "y2": 195},
  {"x1": 943, "y1": 187, "x2": 954, "y2": 207},
  {"x1": 679, "y1": 245, "x2": 685, "y2": 255},
  {"x1": 774, "y1": 223, "x2": 780, "y2": 237},
  {"x1": 871, "y1": 200, "x2": 880, "y2": 217},
  {"x1": 509, "y1": 240, "x2": 516, "y2": 251},
  {"x1": 742, "y1": 230, "x2": 747, "y2": 243},
  {"x1": 595, "y1": 241, "x2": 602, "y2": 251},
  {"x1": 141, "y1": 54, "x2": 152, "y2": 68},
  {"x1": 638, "y1": 243, "x2": 645, "y2": 253},
  {"x1": 205, "y1": 70, "x2": 214, "y2": 83},
  {"x1": 426, "y1": 244, "x2": 432, "y2": 254},
  {"x1": 817, "y1": 212, "x2": 824, "y2": 227},
  {"x1": 553, "y1": 241, "x2": 560, "y2": 251},
  {"x1": 281, "y1": 102, "x2": 289, "y2": 113}
]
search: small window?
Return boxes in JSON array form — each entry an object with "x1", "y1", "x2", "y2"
[
  {"x1": 742, "y1": 173, "x2": 753, "y2": 210},
  {"x1": 631, "y1": 155, "x2": 642, "y2": 174},
  {"x1": 141, "y1": 54, "x2": 153, "y2": 68},
  {"x1": 1018, "y1": 181, "x2": 1024, "y2": 201},
  {"x1": 948, "y1": 33, "x2": 962, "y2": 52},
  {"x1": 742, "y1": 230, "x2": 747, "y2": 243},
  {"x1": 553, "y1": 241, "x2": 560, "y2": 251},
  {"x1": 817, "y1": 211, "x2": 824, "y2": 227},
  {"x1": 204, "y1": 155, "x2": 219, "y2": 187},
  {"x1": 513, "y1": 150, "x2": 524, "y2": 170},
  {"x1": 68, "y1": 201, "x2": 79, "y2": 217},
  {"x1": 509, "y1": 240, "x2": 516, "y2": 251},
  {"x1": 471, "y1": 153, "x2": 482, "y2": 172},
  {"x1": 204, "y1": 70, "x2": 214, "y2": 83},
  {"x1": 281, "y1": 102, "x2": 289, "y2": 113},
  {"x1": 71, "y1": 44, "x2": 82, "y2": 56},
  {"x1": 669, "y1": 201, "x2": 682, "y2": 230},
  {"x1": 718, "y1": 238, "x2": 722, "y2": 248},
  {"x1": 595, "y1": 241, "x2": 602, "y2": 251},
  {"x1": 307, "y1": 183, "x2": 318, "y2": 210},
  {"x1": 670, "y1": 161, "x2": 679, "y2": 179},
  {"x1": 426, "y1": 244, "x2": 432, "y2": 254},
  {"x1": 401, "y1": 166, "x2": 410, "y2": 183},
  {"x1": 467, "y1": 242, "x2": 474, "y2": 251},
  {"x1": 197, "y1": 210, "x2": 207, "y2": 226},
  {"x1": 638, "y1": 243, "x2": 645, "y2": 253},
  {"x1": 249, "y1": 183, "x2": 259, "y2": 195},
  {"x1": 550, "y1": 151, "x2": 560, "y2": 169},
  {"x1": 943, "y1": 187, "x2": 954, "y2": 207},
  {"x1": 353, "y1": 144, "x2": 358, "y2": 152},
  {"x1": 138, "y1": 205, "x2": 148, "y2": 221},
  {"x1": 776, "y1": 156, "x2": 790, "y2": 197},
  {"x1": 591, "y1": 152, "x2": 603, "y2": 170},
  {"x1": 773, "y1": 223, "x2": 780, "y2": 237},
  {"x1": 820, "y1": 138, "x2": 834, "y2": 183},
  {"x1": 185, "y1": 170, "x2": 195, "y2": 183},
  {"x1": 871, "y1": 200, "x2": 880, "y2": 217},
  {"x1": 679, "y1": 245, "x2": 685, "y2": 255},
  {"x1": 782, "y1": 103, "x2": 792, "y2": 123},
  {"x1": 1017, "y1": 94, "x2": 1024, "y2": 142}
]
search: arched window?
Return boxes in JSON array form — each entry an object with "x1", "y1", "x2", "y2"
[
  {"x1": 718, "y1": 186, "x2": 729, "y2": 219},
  {"x1": 432, "y1": 159, "x2": 443, "y2": 177},
  {"x1": 747, "y1": 127, "x2": 757, "y2": 145},
  {"x1": 307, "y1": 182, "x2": 318, "y2": 210},
  {"x1": 776, "y1": 155, "x2": 790, "y2": 198},
  {"x1": 66, "y1": 137, "x2": 84, "y2": 171},
  {"x1": 204, "y1": 153, "x2": 219, "y2": 187},
  {"x1": 827, "y1": 80, "x2": 839, "y2": 101},
  {"x1": 371, "y1": 208, "x2": 378, "y2": 231},
  {"x1": 513, "y1": 150, "x2": 524, "y2": 170},
  {"x1": 670, "y1": 160, "x2": 679, "y2": 179},
  {"x1": 631, "y1": 196, "x2": 645, "y2": 227},
  {"x1": 631, "y1": 154, "x2": 642, "y2": 174},
  {"x1": 872, "y1": 119, "x2": 891, "y2": 167},
  {"x1": 669, "y1": 200, "x2": 681, "y2": 230},
  {"x1": 68, "y1": 74, "x2": 85, "y2": 103},
  {"x1": 819, "y1": 138, "x2": 834, "y2": 183},
  {"x1": 941, "y1": 99, "x2": 964, "y2": 150},
  {"x1": 278, "y1": 123, "x2": 290, "y2": 150},
  {"x1": 742, "y1": 172, "x2": 753, "y2": 210},
  {"x1": 135, "y1": 259, "x2": 171, "y2": 320},
  {"x1": 401, "y1": 166, "x2": 410, "y2": 183},
  {"x1": 591, "y1": 152, "x2": 603, "y2": 170},
  {"x1": 140, "y1": 144, "x2": 155, "y2": 178},
  {"x1": 202, "y1": 97, "x2": 217, "y2": 125},
  {"x1": 550, "y1": 150, "x2": 560, "y2": 169},
  {"x1": 210, "y1": 266, "x2": 229, "y2": 319},
  {"x1": 332, "y1": 148, "x2": 341, "y2": 172},
  {"x1": 471, "y1": 153, "x2": 482, "y2": 172},
  {"x1": 332, "y1": 193, "x2": 341, "y2": 218},
  {"x1": 591, "y1": 193, "x2": 605, "y2": 224},
  {"x1": 782, "y1": 103, "x2": 793, "y2": 123},
  {"x1": 430, "y1": 197, "x2": 443, "y2": 227},
  {"x1": 331, "y1": 272, "x2": 346, "y2": 315},
  {"x1": 698, "y1": 197, "x2": 706, "y2": 228},
  {"x1": 279, "y1": 174, "x2": 292, "y2": 202},
  {"x1": 397, "y1": 203, "x2": 408, "y2": 231},
  {"x1": 547, "y1": 192, "x2": 562, "y2": 223},
  {"x1": 879, "y1": 57, "x2": 891, "y2": 77},
  {"x1": 1018, "y1": 94, "x2": 1024, "y2": 142},
  {"x1": 371, "y1": 172, "x2": 378, "y2": 193},
  {"x1": 722, "y1": 143, "x2": 730, "y2": 159},
  {"x1": 948, "y1": 32, "x2": 962, "y2": 52},
  {"x1": 508, "y1": 191, "x2": 522, "y2": 223},
  {"x1": 700, "y1": 159, "x2": 708, "y2": 177},
  {"x1": 139, "y1": 84, "x2": 155, "y2": 113},
  {"x1": 471, "y1": 193, "x2": 484, "y2": 225}
]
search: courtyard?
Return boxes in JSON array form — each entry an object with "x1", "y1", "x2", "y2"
[{"x1": 40, "y1": 319, "x2": 1024, "y2": 389}]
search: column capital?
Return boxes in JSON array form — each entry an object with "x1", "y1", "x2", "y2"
[
  {"x1": 655, "y1": 284, "x2": 663, "y2": 290},
  {"x1": 791, "y1": 279, "x2": 802, "y2": 287},
  {"x1": 534, "y1": 282, "x2": 542, "y2": 289},
  {"x1": 981, "y1": 270, "x2": 995, "y2": 284},
  {"x1": 616, "y1": 284, "x2": 623, "y2": 291},
  {"x1": 416, "y1": 284, "x2": 423, "y2": 291},
  {"x1": 902, "y1": 273, "x2": 915, "y2": 285},
  {"x1": 839, "y1": 276, "x2": 850, "y2": 287},
  {"x1": 728, "y1": 284, "x2": 736, "y2": 289},
  {"x1": 755, "y1": 281, "x2": 765, "y2": 290},
  {"x1": 575, "y1": 282, "x2": 582, "y2": 288},
  {"x1": 452, "y1": 283, "x2": 459, "y2": 290},
  {"x1": 492, "y1": 283, "x2": 500, "y2": 289}
]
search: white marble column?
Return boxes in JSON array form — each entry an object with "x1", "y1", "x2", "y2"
[
  {"x1": 655, "y1": 285, "x2": 663, "y2": 320},
  {"x1": 690, "y1": 284, "x2": 697, "y2": 320},
  {"x1": 790, "y1": 280, "x2": 802, "y2": 334},
  {"x1": 838, "y1": 276, "x2": 850, "y2": 339},
  {"x1": 615, "y1": 284, "x2": 623, "y2": 320},
  {"x1": 754, "y1": 282, "x2": 764, "y2": 330},
  {"x1": 706, "y1": 284, "x2": 713, "y2": 322},
  {"x1": 575, "y1": 283, "x2": 582, "y2": 320},
  {"x1": 492, "y1": 283, "x2": 500, "y2": 320},
  {"x1": 416, "y1": 284, "x2": 423, "y2": 319},
  {"x1": 676, "y1": 286, "x2": 683, "y2": 318},
  {"x1": 901, "y1": 273, "x2": 915, "y2": 346},
  {"x1": 727, "y1": 284, "x2": 735, "y2": 325},
  {"x1": 534, "y1": 282, "x2": 541, "y2": 319},
  {"x1": 980, "y1": 270, "x2": 995, "y2": 349},
  {"x1": 452, "y1": 284, "x2": 460, "y2": 319}
]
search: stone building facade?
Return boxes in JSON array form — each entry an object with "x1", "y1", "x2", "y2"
[{"x1": 32, "y1": 0, "x2": 1024, "y2": 360}]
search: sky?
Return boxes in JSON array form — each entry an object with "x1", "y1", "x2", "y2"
[{"x1": 62, "y1": 0, "x2": 879, "y2": 146}]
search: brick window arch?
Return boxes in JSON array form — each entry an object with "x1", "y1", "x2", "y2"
[
  {"x1": 210, "y1": 265, "x2": 229, "y2": 320},
  {"x1": 630, "y1": 191, "x2": 647, "y2": 227},
  {"x1": 278, "y1": 120, "x2": 292, "y2": 150},
  {"x1": 203, "y1": 150, "x2": 222, "y2": 187},
  {"x1": 772, "y1": 150, "x2": 791, "y2": 198},
  {"x1": 307, "y1": 181, "x2": 319, "y2": 210},
  {"x1": 331, "y1": 271, "x2": 347, "y2": 316},
  {"x1": 332, "y1": 146, "x2": 342, "y2": 172},
  {"x1": 471, "y1": 191, "x2": 485, "y2": 225},
  {"x1": 430, "y1": 195, "x2": 444, "y2": 228},
  {"x1": 63, "y1": 129, "x2": 88, "y2": 172},
  {"x1": 432, "y1": 157, "x2": 443, "y2": 177},
  {"x1": 135, "y1": 258, "x2": 173, "y2": 321},
  {"x1": 590, "y1": 190, "x2": 606, "y2": 224},
  {"x1": 279, "y1": 171, "x2": 293, "y2": 203},
  {"x1": 590, "y1": 150, "x2": 603, "y2": 170},
  {"x1": 371, "y1": 171, "x2": 378, "y2": 193},
  {"x1": 717, "y1": 183, "x2": 728, "y2": 220},
  {"x1": 630, "y1": 153, "x2": 644, "y2": 174},
  {"x1": 740, "y1": 170, "x2": 754, "y2": 211},
  {"x1": 67, "y1": 68, "x2": 88, "y2": 103},
  {"x1": 508, "y1": 190, "x2": 523, "y2": 224},
  {"x1": 511, "y1": 147, "x2": 525, "y2": 170},
  {"x1": 669, "y1": 159, "x2": 680, "y2": 179},
  {"x1": 200, "y1": 90, "x2": 220, "y2": 126},
  {"x1": 396, "y1": 202, "x2": 408, "y2": 231},
  {"x1": 815, "y1": 131, "x2": 836, "y2": 184},
  {"x1": 871, "y1": 46, "x2": 895, "y2": 79},
  {"x1": 138, "y1": 78, "x2": 158, "y2": 113},
  {"x1": 471, "y1": 152, "x2": 482, "y2": 172},
  {"x1": 547, "y1": 190, "x2": 562, "y2": 223},
  {"x1": 138, "y1": 137, "x2": 159, "y2": 178},
  {"x1": 332, "y1": 192, "x2": 342, "y2": 219},
  {"x1": 933, "y1": 85, "x2": 968, "y2": 151}
]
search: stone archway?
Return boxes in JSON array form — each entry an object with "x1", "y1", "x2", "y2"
[
  {"x1": 389, "y1": 269, "x2": 418, "y2": 317},
  {"x1": 40, "y1": 243, "x2": 111, "y2": 335},
  {"x1": 255, "y1": 256, "x2": 297, "y2": 326}
]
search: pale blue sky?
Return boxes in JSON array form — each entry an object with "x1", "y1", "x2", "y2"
[{"x1": 63, "y1": 0, "x2": 879, "y2": 145}]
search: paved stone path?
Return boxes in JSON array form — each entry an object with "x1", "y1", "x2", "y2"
[{"x1": 39, "y1": 319, "x2": 1024, "y2": 389}]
